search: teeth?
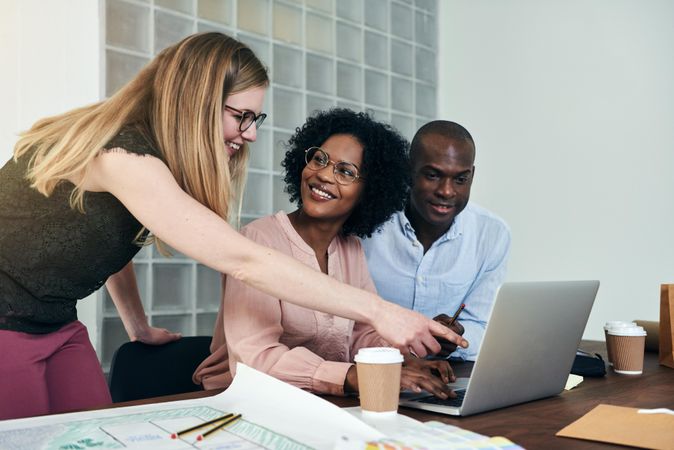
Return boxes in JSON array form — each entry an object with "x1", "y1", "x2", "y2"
[
  {"x1": 432, "y1": 204, "x2": 453, "y2": 211},
  {"x1": 311, "y1": 187, "x2": 334, "y2": 199},
  {"x1": 226, "y1": 141, "x2": 241, "y2": 150}
]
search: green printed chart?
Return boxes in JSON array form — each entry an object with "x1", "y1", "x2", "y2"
[{"x1": 0, "y1": 406, "x2": 313, "y2": 450}]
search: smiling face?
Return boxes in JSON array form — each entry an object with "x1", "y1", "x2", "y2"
[
  {"x1": 408, "y1": 133, "x2": 475, "y2": 238},
  {"x1": 300, "y1": 134, "x2": 365, "y2": 226},
  {"x1": 222, "y1": 86, "x2": 266, "y2": 157}
]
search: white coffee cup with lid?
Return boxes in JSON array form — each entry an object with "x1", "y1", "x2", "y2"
[{"x1": 354, "y1": 347, "x2": 403, "y2": 416}]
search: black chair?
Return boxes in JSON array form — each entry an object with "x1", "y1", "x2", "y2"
[{"x1": 108, "y1": 336, "x2": 212, "y2": 402}]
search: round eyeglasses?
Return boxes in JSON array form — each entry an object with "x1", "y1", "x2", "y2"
[
  {"x1": 304, "y1": 147, "x2": 363, "y2": 185},
  {"x1": 225, "y1": 105, "x2": 267, "y2": 132}
]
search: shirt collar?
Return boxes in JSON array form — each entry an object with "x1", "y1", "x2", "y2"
[
  {"x1": 395, "y1": 208, "x2": 466, "y2": 243},
  {"x1": 396, "y1": 210, "x2": 416, "y2": 239}
]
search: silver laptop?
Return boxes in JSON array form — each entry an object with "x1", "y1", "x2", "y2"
[{"x1": 399, "y1": 280, "x2": 599, "y2": 416}]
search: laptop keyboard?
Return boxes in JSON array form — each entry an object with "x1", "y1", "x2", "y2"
[{"x1": 417, "y1": 389, "x2": 466, "y2": 407}]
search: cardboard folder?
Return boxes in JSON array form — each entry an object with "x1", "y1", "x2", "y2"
[{"x1": 557, "y1": 404, "x2": 674, "y2": 450}]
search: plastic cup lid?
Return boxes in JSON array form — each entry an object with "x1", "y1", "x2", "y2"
[
  {"x1": 604, "y1": 321, "x2": 636, "y2": 330},
  {"x1": 354, "y1": 347, "x2": 403, "y2": 364},
  {"x1": 607, "y1": 326, "x2": 647, "y2": 337}
]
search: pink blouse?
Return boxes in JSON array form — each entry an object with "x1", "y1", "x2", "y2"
[{"x1": 192, "y1": 212, "x2": 388, "y2": 395}]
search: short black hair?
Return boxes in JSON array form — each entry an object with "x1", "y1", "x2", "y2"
[
  {"x1": 410, "y1": 120, "x2": 475, "y2": 165},
  {"x1": 282, "y1": 108, "x2": 410, "y2": 238}
]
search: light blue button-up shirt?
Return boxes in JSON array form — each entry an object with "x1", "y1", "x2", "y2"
[{"x1": 361, "y1": 202, "x2": 511, "y2": 361}]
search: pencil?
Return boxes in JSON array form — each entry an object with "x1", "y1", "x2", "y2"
[
  {"x1": 197, "y1": 413, "x2": 242, "y2": 441},
  {"x1": 171, "y1": 413, "x2": 234, "y2": 438},
  {"x1": 448, "y1": 303, "x2": 466, "y2": 327}
]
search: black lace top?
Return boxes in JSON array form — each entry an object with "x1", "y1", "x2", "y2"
[{"x1": 0, "y1": 127, "x2": 162, "y2": 333}]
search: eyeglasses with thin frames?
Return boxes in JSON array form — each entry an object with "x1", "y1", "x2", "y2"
[
  {"x1": 225, "y1": 105, "x2": 267, "y2": 132},
  {"x1": 304, "y1": 147, "x2": 364, "y2": 185}
]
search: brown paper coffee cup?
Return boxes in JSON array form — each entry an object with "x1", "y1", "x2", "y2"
[
  {"x1": 604, "y1": 321, "x2": 636, "y2": 366},
  {"x1": 354, "y1": 347, "x2": 403, "y2": 415},
  {"x1": 609, "y1": 326, "x2": 646, "y2": 375}
]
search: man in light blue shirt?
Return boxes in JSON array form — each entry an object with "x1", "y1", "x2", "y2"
[{"x1": 361, "y1": 121, "x2": 510, "y2": 361}]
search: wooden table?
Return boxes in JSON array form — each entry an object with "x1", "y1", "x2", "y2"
[
  {"x1": 115, "y1": 341, "x2": 674, "y2": 449},
  {"x1": 337, "y1": 341, "x2": 674, "y2": 449}
]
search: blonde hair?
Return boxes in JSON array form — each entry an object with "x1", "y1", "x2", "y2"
[{"x1": 14, "y1": 32, "x2": 268, "y2": 244}]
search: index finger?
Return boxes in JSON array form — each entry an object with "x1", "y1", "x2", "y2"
[
  {"x1": 430, "y1": 320, "x2": 469, "y2": 349},
  {"x1": 427, "y1": 360, "x2": 452, "y2": 383},
  {"x1": 443, "y1": 361, "x2": 456, "y2": 383}
]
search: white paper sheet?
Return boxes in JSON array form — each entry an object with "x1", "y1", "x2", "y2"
[
  {"x1": 0, "y1": 363, "x2": 383, "y2": 450},
  {"x1": 219, "y1": 363, "x2": 384, "y2": 448},
  {"x1": 564, "y1": 374, "x2": 584, "y2": 390}
]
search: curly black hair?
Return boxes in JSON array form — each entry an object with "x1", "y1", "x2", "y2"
[{"x1": 282, "y1": 108, "x2": 410, "y2": 238}]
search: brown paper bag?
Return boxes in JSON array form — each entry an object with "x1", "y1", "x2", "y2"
[{"x1": 660, "y1": 284, "x2": 674, "y2": 368}]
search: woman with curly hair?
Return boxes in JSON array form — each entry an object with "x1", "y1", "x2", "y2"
[{"x1": 194, "y1": 109, "x2": 456, "y2": 398}]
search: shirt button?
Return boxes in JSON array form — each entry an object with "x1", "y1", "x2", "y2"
[
  {"x1": 416, "y1": 276, "x2": 424, "y2": 283},
  {"x1": 412, "y1": 241, "x2": 419, "y2": 247}
]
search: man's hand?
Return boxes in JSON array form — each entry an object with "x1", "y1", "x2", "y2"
[{"x1": 433, "y1": 313, "x2": 465, "y2": 358}]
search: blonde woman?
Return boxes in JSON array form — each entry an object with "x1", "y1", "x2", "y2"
[{"x1": 0, "y1": 33, "x2": 466, "y2": 419}]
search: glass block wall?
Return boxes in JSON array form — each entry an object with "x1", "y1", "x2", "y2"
[{"x1": 101, "y1": 0, "x2": 438, "y2": 370}]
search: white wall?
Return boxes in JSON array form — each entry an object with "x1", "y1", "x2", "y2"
[
  {"x1": 4, "y1": 0, "x2": 673, "y2": 347},
  {"x1": 0, "y1": 0, "x2": 102, "y2": 343},
  {"x1": 438, "y1": 0, "x2": 674, "y2": 340}
]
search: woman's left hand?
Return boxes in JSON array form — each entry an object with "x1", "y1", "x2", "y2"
[{"x1": 131, "y1": 326, "x2": 182, "y2": 345}]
